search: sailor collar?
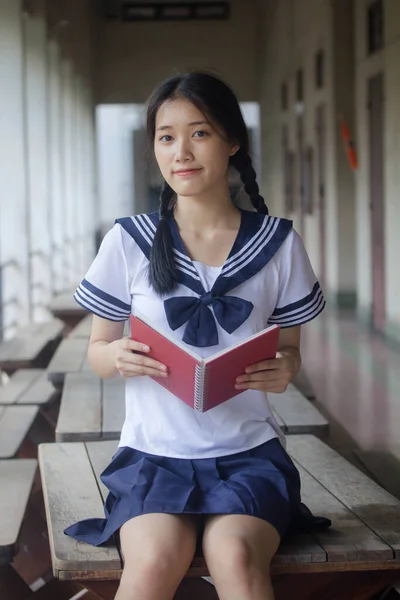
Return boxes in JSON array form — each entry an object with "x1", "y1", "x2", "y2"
[{"x1": 116, "y1": 210, "x2": 292, "y2": 347}]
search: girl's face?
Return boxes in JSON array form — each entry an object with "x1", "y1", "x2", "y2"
[{"x1": 154, "y1": 98, "x2": 239, "y2": 199}]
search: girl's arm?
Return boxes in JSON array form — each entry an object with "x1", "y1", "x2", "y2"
[
  {"x1": 88, "y1": 315, "x2": 168, "y2": 379},
  {"x1": 277, "y1": 325, "x2": 302, "y2": 381}
]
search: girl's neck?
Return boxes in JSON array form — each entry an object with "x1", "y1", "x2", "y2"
[{"x1": 174, "y1": 190, "x2": 240, "y2": 232}]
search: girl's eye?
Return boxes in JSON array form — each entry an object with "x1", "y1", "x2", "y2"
[
  {"x1": 159, "y1": 135, "x2": 173, "y2": 142},
  {"x1": 193, "y1": 130, "x2": 208, "y2": 138}
]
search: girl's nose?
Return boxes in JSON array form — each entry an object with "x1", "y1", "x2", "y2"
[{"x1": 175, "y1": 139, "x2": 193, "y2": 163}]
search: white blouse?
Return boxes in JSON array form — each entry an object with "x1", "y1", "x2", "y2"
[{"x1": 74, "y1": 210, "x2": 324, "y2": 458}]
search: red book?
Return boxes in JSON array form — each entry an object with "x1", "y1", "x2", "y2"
[{"x1": 130, "y1": 314, "x2": 280, "y2": 412}]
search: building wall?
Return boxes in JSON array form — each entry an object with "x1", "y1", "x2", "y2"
[
  {"x1": 96, "y1": 0, "x2": 258, "y2": 103},
  {"x1": 259, "y1": 0, "x2": 400, "y2": 342},
  {"x1": 354, "y1": 0, "x2": 400, "y2": 341},
  {"x1": 259, "y1": 0, "x2": 356, "y2": 302},
  {"x1": 0, "y1": 0, "x2": 97, "y2": 338}
]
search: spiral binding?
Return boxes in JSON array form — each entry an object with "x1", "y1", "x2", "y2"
[{"x1": 194, "y1": 364, "x2": 209, "y2": 412}]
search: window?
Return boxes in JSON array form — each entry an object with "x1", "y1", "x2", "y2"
[
  {"x1": 367, "y1": 0, "x2": 383, "y2": 54},
  {"x1": 296, "y1": 69, "x2": 303, "y2": 103},
  {"x1": 315, "y1": 50, "x2": 324, "y2": 89},
  {"x1": 121, "y1": 2, "x2": 230, "y2": 21},
  {"x1": 281, "y1": 82, "x2": 288, "y2": 111}
]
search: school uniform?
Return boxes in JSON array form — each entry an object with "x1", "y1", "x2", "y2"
[{"x1": 65, "y1": 209, "x2": 330, "y2": 546}]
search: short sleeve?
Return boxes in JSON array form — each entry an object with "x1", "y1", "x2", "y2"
[
  {"x1": 74, "y1": 224, "x2": 132, "y2": 321},
  {"x1": 268, "y1": 229, "x2": 325, "y2": 328}
]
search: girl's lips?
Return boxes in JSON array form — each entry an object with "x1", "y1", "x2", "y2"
[{"x1": 173, "y1": 169, "x2": 202, "y2": 177}]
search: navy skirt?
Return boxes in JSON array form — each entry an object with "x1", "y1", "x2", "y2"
[{"x1": 65, "y1": 438, "x2": 330, "y2": 546}]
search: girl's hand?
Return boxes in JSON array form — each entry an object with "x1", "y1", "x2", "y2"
[
  {"x1": 235, "y1": 350, "x2": 299, "y2": 393},
  {"x1": 110, "y1": 337, "x2": 168, "y2": 379}
]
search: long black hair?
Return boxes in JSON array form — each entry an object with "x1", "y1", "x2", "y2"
[{"x1": 146, "y1": 71, "x2": 269, "y2": 295}]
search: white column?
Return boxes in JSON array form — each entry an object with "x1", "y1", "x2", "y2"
[
  {"x1": 23, "y1": 9, "x2": 52, "y2": 322},
  {"x1": 47, "y1": 39, "x2": 66, "y2": 295},
  {"x1": 84, "y1": 86, "x2": 97, "y2": 267},
  {"x1": 0, "y1": 0, "x2": 30, "y2": 338},
  {"x1": 62, "y1": 58, "x2": 77, "y2": 289}
]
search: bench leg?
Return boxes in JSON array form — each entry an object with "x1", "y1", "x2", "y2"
[
  {"x1": 0, "y1": 563, "x2": 32, "y2": 600},
  {"x1": 83, "y1": 577, "x2": 219, "y2": 600},
  {"x1": 83, "y1": 581, "x2": 119, "y2": 599},
  {"x1": 273, "y1": 570, "x2": 400, "y2": 600}
]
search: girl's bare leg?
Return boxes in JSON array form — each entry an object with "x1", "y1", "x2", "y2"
[
  {"x1": 202, "y1": 514, "x2": 280, "y2": 600},
  {"x1": 115, "y1": 513, "x2": 199, "y2": 600}
]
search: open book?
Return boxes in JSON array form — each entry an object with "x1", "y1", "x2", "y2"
[{"x1": 130, "y1": 314, "x2": 280, "y2": 413}]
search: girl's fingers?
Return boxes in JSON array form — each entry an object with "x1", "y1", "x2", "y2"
[
  {"x1": 236, "y1": 372, "x2": 282, "y2": 384},
  {"x1": 126, "y1": 338, "x2": 151, "y2": 353},
  {"x1": 121, "y1": 352, "x2": 167, "y2": 371},
  {"x1": 120, "y1": 363, "x2": 168, "y2": 378},
  {"x1": 235, "y1": 381, "x2": 287, "y2": 391}
]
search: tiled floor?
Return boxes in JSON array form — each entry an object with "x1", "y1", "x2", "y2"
[{"x1": 301, "y1": 310, "x2": 400, "y2": 453}]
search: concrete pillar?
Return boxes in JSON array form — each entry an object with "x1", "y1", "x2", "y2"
[
  {"x1": 0, "y1": 0, "x2": 30, "y2": 337},
  {"x1": 47, "y1": 38, "x2": 67, "y2": 294},
  {"x1": 23, "y1": 2, "x2": 52, "y2": 321}
]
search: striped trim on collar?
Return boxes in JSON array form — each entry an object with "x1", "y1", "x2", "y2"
[{"x1": 116, "y1": 211, "x2": 293, "y2": 298}]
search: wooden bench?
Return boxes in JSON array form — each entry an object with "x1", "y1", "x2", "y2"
[
  {"x1": 0, "y1": 319, "x2": 65, "y2": 375},
  {"x1": 0, "y1": 405, "x2": 39, "y2": 459},
  {"x1": 269, "y1": 384, "x2": 328, "y2": 435},
  {"x1": 0, "y1": 458, "x2": 37, "y2": 565},
  {"x1": 67, "y1": 314, "x2": 92, "y2": 339},
  {"x1": 0, "y1": 369, "x2": 57, "y2": 407},
  {"x1": 55, "y1": 373, "x2": 125, "y2": 442},
  {"x1": 49, "y1": 291, "x2": 87, "y2": 329},
  {"x1": 39, "y1": 435, "x2": 400, "y2": 599},
  {"x1": 292, "y1": 366, "x2": 316, "y2": 400},
  {"x1": 46, "y1": 338, "x2": 90, "y2": 388},
  {"x1": 55, "y1": 374, "x2": 328, "y2": 442}
]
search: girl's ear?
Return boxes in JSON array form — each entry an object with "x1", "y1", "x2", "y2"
[{"x1": 230, "y1": 143, "x2": 240, "y2": 156}]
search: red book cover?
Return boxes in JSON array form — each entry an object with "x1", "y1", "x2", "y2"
[{"x1": 130, "y1": 314, "x2": 280, "y2": 412}]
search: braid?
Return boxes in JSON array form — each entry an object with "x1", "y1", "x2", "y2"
[
  {"x1": 149, "y1": 181, "x2": 178, "y2": 295},
  {"x1": 159, "y1": 181, "x2": 175, "y2": 218},
  {"x1": 231, "y1": 149, "x2": 269, "y2": 215}
]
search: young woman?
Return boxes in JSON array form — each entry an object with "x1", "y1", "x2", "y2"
[{"x1": 66, "y1": 72, "x2": 329, "y2": 600}]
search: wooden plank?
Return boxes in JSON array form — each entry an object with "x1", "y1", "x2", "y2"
[
  {"x1": 102, "y1": 378, "x2": 125, "y2": 439},
  {"x1": 38, "y1": 442, "x2": 121, "y2": 574},
  {"x1": 0, "y1": 320, "x2": 64, "y2": 365},
  {"x1": 50, "y1": 291, "x2": 85, "y2": 314},
  {"x1": 68, "y1": 315, "x2": 92, "y2": 339},
  {"x1": 86, "y1": 440, "x2": 119, "y2": 501},
  {"x1": 297, "y1": 462, "x2": 393, "y2": 562},
  {"x1": 274, "y1": 533, "x2": 326, "y2": 565},
  {"x1": 0, "y1": 459, "x2": 37, "y2": 558},
  {"x1": 0, "y1": 370, "x2": 41, "y2": 405},
  {"x1": 55, "y1": 373, "x2": 101, "y2": 442},
  {"x1": 47, "y1": 338, "x2": 88, "y2": 386},
  {"x1": 271, "y1": 406, "x2": 286, "y2": 430},
  {"x1": 82, "y1": 356, "x2": 93, "y2": 371},
  {"x1": 0, "y1": 405, "x2": 39, "y2": 458},
  {"x1": 287, "y1": 435, "x2": 400, "y2": 559},
  {"x1": 269, "y1": 385, "x2": 329, "y2": 435},
  {"x1": 293, "y1": 366, "x2": 316, "y2": 399},
  {"x1": 0, "y1": 369, "x2": 56, "y2": 406}
]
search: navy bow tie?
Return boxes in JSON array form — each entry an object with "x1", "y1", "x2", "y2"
[{"x1": 164, "y1": 292, "x2": 254, "y2": 347}]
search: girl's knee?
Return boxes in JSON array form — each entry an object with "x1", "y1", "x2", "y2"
[
  {"x1": 121, "y1": 543, "x2": 190, "y2": 590},
  {"x1": 206, "y1": 536, "x2": 272, "y2": 583}
]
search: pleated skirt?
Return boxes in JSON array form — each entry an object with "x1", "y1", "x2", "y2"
[{"x1": 64, "y1": 437, "x2": 330, "y2": 547}]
